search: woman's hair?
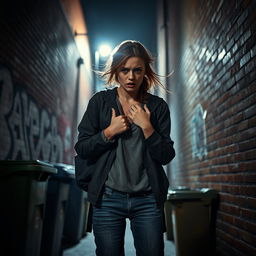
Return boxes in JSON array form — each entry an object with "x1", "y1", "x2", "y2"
[{"x1": 100, "y1": 40, "x2": 165, "y2": 95}]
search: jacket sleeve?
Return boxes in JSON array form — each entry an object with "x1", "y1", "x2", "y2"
[
  {"x1": 74, "y1": 94, "x2": 114, "y2": 160},
  {"x1": 144, "y1": 100, "x2": 175, "y2": 165}
]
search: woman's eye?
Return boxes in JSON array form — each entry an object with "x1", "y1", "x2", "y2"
[
  {"x1": 134, "y1": 68, "x2": 142, "y2": 73},
  {"x1": 120, "y1": 68, "x2": 143, "y2": 74},
  {"x1": 121, "y1": 68, "x2": 129, "y2": 73}
]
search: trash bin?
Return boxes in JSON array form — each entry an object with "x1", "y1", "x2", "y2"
[
  {"x1": 58, "y1": 164, "x2": 90, "y2": 249},
  {"x1": 81, "y1": 199, "x2": 90, "y2": 237},
  {"x1": 0, "y1": 160, "x2": 57, "y2": 256},
  {"x1": 40, "y1": 163, "x2": 73, "y2": 256},
  {"x1": 165, "y1": 187, "x2": 218, "y2": 256},
  {"x1": 164, "y1": 186, "x2": 190, "y2": 241}
]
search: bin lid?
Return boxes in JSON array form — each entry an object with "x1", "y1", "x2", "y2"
[
  {"x1": 51, "y1": 163, "x2": 75, "y2": 179},
  {"x1": 0, "y1": 160, "x2": 57, "y2": 177},
  {"x1": 167, "y1": 187, "x2": 218, "y2": 200}
]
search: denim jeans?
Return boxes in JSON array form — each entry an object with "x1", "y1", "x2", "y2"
[{"x1": 92, "y1": 187, "x2": 164, "y2": 256}]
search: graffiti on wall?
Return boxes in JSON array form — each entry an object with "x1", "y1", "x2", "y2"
[
  {"x1": 0, "y1": 66, "x2": 72, "y2": 163},
  {"x1": 191, "y1": 104, "x2": 207, "y2": 160}
]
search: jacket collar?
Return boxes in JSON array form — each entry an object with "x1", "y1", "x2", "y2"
[{"x1": 103, "y1": 87, "x2": 162, "y2": 113}]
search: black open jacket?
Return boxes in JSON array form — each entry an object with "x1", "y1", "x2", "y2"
[{"x1": 75, "y1": 87, "x2": 175, "y2": 207}]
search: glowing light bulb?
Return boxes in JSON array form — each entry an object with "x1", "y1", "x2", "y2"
[{"x1": 98, "y1": 44, "x2": 112, "y2": 57}]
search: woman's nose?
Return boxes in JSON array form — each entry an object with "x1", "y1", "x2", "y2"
[{"x1": 128, "y1": 70, "x2": 135, "y2": 79}]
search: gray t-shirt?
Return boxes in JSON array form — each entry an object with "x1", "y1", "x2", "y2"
[{"x1": 105, "y1": 98, "x2": 151, "y2": 193}]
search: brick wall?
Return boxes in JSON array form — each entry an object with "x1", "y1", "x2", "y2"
[
  {"x1": 0, "y1": 0, "x2": 92, "y2": 163},
  {"x1": 158, "y1": 0, "x2": 256, "y2": 255}
]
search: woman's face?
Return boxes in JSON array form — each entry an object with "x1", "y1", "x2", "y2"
[{"x1": 116, "y1": 57, "x2": 146, "y2": 95}]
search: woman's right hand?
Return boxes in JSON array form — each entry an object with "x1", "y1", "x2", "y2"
[{"x1": 103, "y1": 108, "x2": 130, "y2": 140}]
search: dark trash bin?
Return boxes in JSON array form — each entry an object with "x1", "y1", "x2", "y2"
[
  {"x1": 81, "y1": 199, "x2": 90, "y2": 237},
  {"x1": 0, "y1": 160, "x2": 57, "y2": 256},
  {"x1": 164, "y1": 186, "x2": 191, "y2": 241},
  {"x1": 40, "y1": 163, "x2": 73, "y2": 256},
  {"x1": 58, "y1": 164, "x2": 89, "y2": 249},
  {"x1": 165, "y1": 187, "x2": 218, "y2": 256}
]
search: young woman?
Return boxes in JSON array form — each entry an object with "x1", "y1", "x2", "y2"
[{"x1": 75, "y1": 40, "x2": 175, "y2": 256}]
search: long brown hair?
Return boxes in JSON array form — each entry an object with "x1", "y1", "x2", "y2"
[{"x1": 100, "y1": 40, "x2": 166, "y2": 96}]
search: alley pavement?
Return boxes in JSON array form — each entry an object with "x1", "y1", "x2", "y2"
[{"x1": 63, "y1": 219, "x2": 176, "y2": 256}]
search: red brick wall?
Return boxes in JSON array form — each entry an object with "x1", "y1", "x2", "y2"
[
  {"x1": 0, "y1": 0, "x2": 92, "y2": 163},
  {"x1": 158, "y1": 0, "x2": 256, "y2": 255}
]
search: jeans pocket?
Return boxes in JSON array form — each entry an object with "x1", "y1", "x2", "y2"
[{"x1": 102, "y1": 186, "x2": 113, "y2": 198}]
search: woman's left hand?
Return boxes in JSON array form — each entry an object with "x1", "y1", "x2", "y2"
[{"x1": 127, "y1": 104, "x2": 154, "y2": 138}]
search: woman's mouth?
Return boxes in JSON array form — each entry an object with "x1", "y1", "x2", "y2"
[{"x1": 127, "y1": 82, "x2": 136, "y2": 88}]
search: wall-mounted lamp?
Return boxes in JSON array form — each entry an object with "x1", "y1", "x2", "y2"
[
  {"x1": 74, "y1": 30, "x2": 88, "y2": 37},
  {"x1": 77, "y1": 57, "x2": 84, "y2": 67}
]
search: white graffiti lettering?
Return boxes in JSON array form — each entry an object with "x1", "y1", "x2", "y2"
[
  {"x1": 191, "y1": 104, "x2": 208, "y2": 160},
  {"x1": 0, "y1": 66, "x2": 70, "y2": 162}
]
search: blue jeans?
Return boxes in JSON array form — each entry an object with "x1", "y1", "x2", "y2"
[{"x1": 92, "y1": 187, "x2": 164, "y2": 256}]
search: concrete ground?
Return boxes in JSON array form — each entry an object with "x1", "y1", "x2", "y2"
[{"x1": 63, "y1": 219, "x2": 176, "y2": 256}]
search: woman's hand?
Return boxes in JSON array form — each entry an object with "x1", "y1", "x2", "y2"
[
  {"x1": 103, "y1": 108, "x2": 130, "y2": 139},
  {"x1": 128, "y1": 104, "x2": 154, "y2": 138}
]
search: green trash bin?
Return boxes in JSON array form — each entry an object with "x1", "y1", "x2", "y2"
[
  {"x1": 165, "y1": 188, "x2": 218, "y2": 256},
  {"x1": 81, "y1": 198, "x2": 90, "y2": 238},
  {"x1": 164, "y1": 186, "x2": 191, "y2": 241},
  {"x1": 40, "y1": 162, "x2": 73, "y2": 256},
  {"x1": 57, "y1": 164, "x2": 89, "y2": 249},
  {"x1": 0, "y1": 160, "x2": 57, "y2": 256}
]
